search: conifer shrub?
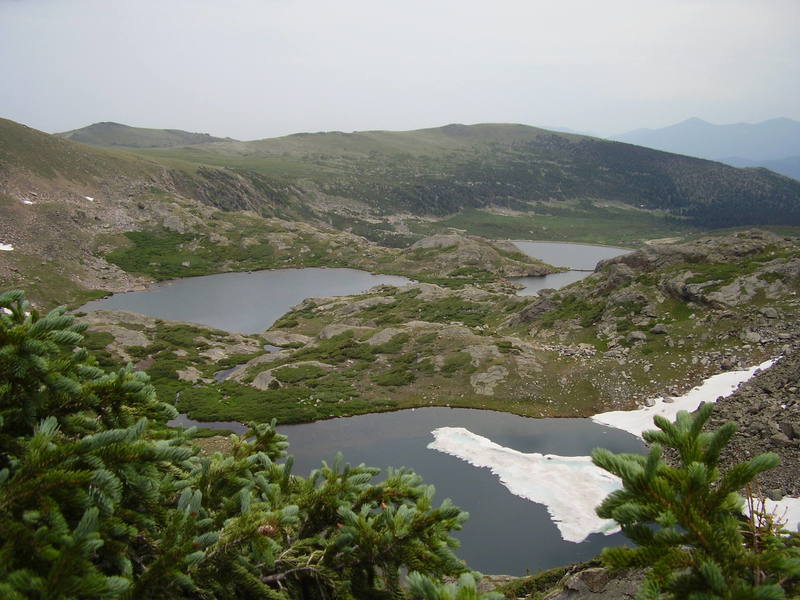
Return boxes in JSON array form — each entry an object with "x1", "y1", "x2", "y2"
[
  {"x1": 0, "y1": 290, "x2": 500, "y2": 599},
  {"x1": 592, "y1": 403, "x2": 800, "y2": 599}
]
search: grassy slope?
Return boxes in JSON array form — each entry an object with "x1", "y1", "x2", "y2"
[
  {"x1": 56, "y1": 121, "x2": 231, "y2": 148},
  {"x1": 1, "y1": 118, "x2": 556, "y2": 309},
  {"x1": 0, "y1": 118, "x2": 162, "y2": 181},
  {"x1": 411, "y1": 205, "x2": 694, "y2": 247},
  {"x1": 0, "y1": 120, "x2": 333, "y2": 306}
]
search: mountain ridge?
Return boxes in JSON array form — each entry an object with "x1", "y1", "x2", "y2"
[
  {"x1": 125, "y1": 120, "x2": 800, "y2": 228},
  {"x1": 56, "y1": 121, "x2": 234, "y2": 148},
  {"x1": 5, "y1": 117, "x2": 800, "y2": 235},
  {"x1": 613, "y1": 117, "x2": 800, "y2": 179}
]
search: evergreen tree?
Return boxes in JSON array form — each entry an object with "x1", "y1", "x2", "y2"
[
  {"x1": 1, "y1": 290, "x2": 501, "y2": 599},
  {"x1": 592, "y1": 402, "x2": 800, "y2": 599}
]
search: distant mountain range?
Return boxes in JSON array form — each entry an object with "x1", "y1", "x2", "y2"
[
  {"x1": 56, "y1": 121, "x2": 234, "y2": 148},
  {"x1": 613, "y1": 117, "x2": 800, "y2": 180},
  {"x1": 12, "y1": 118, "x2": 799, "y2": 229}
]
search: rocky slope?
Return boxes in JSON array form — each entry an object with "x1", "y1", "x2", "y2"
[
  {"x1": 123, "y1": 230, "x2": 798, "y2": 428},
  {"x1": 514, "y1": 230, "x2": 800, "y2": 374},
  {"x1": 703, "y1": 344, "x2": 800, "y2": 498}
]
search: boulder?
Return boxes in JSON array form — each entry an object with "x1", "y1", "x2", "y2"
[
  {"x1": 542, "y1": 567, "x2": 645, "y2": 600},
  {"x1": 761, "y1": 307, "x2": 780, "y2": 319},
  {"x1": 317, "y1": 324, "x2": 372, "y2": 340},
  {"x1": 437, "y1": 324, "x2": 475, "y2": 338},
  {"x1": 565, "y1": 568, "x2": 610, "y2": 593},
  {"x1": 261, "y1": 331, "x2": 312, "y2": 346},
  {"x1": 396, "y1": 282, "x2": 450, "y2": 301},
  {"x1": 766, "y1": 488, "x2": 785, "y2": 501},
  {"x1": 367, "y1": 327, "x2": 407, "y2": 346},
  {"x1": 177, "y1": 366, "x2": 206, "y2": 383},
  {"x1": 198, "y1": 347, "x2": 228, "y2": 361},
  {"x1": 162, "y1": 213, "x2": 187, "y2": 233},
  {"x1": 334, "y1": 296, "x2": 395, "y2": 316},
  {"x1": 227, "y1": 352, "x2": 287, "y2": 382},
  {"x1": 464, "y1": 344, "x2": 503, "y2": 366},
  {"x1": 741, "y1": 330, "x2": 762, "y2": 344},
  {"x1": 470, "y1": 366, "x2": 509, "y2": 395},
  {"x1": 626, "y1": 331, "x2": 647, "y2": 344},
  {"x1": 252, "y1": 371, "x2": 280, "y2": 391},
  {"x1": 600, "y1": 263, "x2": 636, "y2": 291}
]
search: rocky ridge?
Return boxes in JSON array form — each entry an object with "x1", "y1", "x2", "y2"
[{"x1": 701, "y1": 343, "x2": 800, "y2": 498}]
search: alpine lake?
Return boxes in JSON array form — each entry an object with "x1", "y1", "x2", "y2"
[{"x1": 82, "y1": 242, "x2": 638, "y2": 575}]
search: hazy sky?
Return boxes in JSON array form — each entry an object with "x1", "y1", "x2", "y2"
[{"x1": 2, "y1": 0, "x2": 798, "y2": 140}]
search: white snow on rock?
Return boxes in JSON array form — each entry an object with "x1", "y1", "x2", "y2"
[
  {"x1": 591, "y1": 357, "x2": 799, "y2": 533},
  {"x1": 765, "y1": 497, "x2": 800, "y2": 533},
  {"x1": 22, "y1": 199, "x2": 34, "y2": 205},
  {"x1": 428, "y1": 427, "x2": 622, "y2": 543},
  {"x1": 591, "y1": 359, "x2": 776, "y2": 439},
  {"x1": 84, "y1": 196, "x2": 94, "y2": 202},
  {"x1": 0, "y1": 243, "x2": 13, "y2": 251}
]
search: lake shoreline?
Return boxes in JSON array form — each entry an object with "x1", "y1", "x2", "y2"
[
  {"x1": 507, "y1": 238, "x2": 635, "y2": 250},
  {"x1": 174, "y1": 354, "x2": 781, "y2": 431}
]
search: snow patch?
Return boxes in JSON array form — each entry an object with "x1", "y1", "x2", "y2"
[
  {"x1": 0, "y1": 243, "x2": 13, "y2": 251},
  {"x1": 84, "y1": 196, "x2": 94, "y2": 202},
  {"x1": 22, "y1": 199, "x2": 34, "y2": 205},
  {"x1": 591, "y1": 359, "x2": 775, "y2": 439},
  {"x1": 428, "y1": 427, "x2": 621, "y2": 543},
  {"x1": 766, "y1": 497, "x2": 800, "y2": 533},
  {"x1": 592, "y1": 358, "x2": 800, "y2": 532}
]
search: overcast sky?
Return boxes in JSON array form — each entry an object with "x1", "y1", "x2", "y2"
[{"x1": 1, "y1": 0, "x2": 798, "y2": 140}]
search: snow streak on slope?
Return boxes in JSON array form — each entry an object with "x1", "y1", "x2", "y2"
[{"x1": 591, "y1": 359, "x2": 775, "y2": 439}]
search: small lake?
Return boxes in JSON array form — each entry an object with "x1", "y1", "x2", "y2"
[
  {"x1": 511, "y1": 241, "x2": 630, "y2": 295},
  {"x1": 79, "y1": 268, "x2": 410, "y2": 333},
  {"x1": 80, "y1": 244, "x2": 631, "y2": 328},
  {"x1": 173, "y1": 407, "x2": 645, "y2": 575}
]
